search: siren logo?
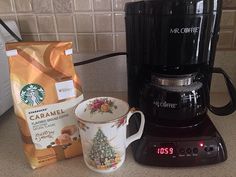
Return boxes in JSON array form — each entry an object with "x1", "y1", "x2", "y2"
[
  {"x1": 153, "y1": 101, "x2": 177, "y2": 109},
  {"x1": 170, "y1": 27, "x2": 200, "y2": 34},
  {"x1": 20, "y1": 84, "x2": 45, "y2": 106}
]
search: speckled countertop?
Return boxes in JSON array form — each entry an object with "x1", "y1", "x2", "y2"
[{"x1": 0, "y1": 92, "x2": 236, "y2": 177}]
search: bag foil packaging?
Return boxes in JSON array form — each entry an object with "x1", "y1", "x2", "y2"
[{"x1": 6, "y1": 41, "x2": 84, "y2": 169}]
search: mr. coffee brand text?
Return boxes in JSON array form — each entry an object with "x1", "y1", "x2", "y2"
[
  {"x1": 153, "y1": 101, "x2": 177, "y2": 109},
  {"x1": 170, "y1": 27, "x2": 200, "y2": 34}
]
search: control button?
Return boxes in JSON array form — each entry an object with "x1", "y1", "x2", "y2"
[
  {"x1": 179, "y1": 148, "x2": 185, "y2": 155},
  {"x1": 186, "y1": 148, "x2": 192, "y2": 154},
  {"x1": 193, "y1": 148, "x2": 198, "y2": 154},
  {"x1": 204, "y1": 147, "x2": 209, "y2": 152},
  {"x1": 204, "y1": 146, "x2": 213, "y2": 152}
]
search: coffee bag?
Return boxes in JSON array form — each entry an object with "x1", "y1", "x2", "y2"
[{"x1": 6, "y1": 41, "x2": 83, "y2": 169}]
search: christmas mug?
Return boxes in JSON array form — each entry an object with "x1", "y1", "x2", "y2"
[{"x1": 75, "y1": 97, "x2": 145, "y2": 173}]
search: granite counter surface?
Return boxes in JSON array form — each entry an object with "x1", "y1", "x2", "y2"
[{"x1": 0, "y1": 92, "x2": 236, "y2": 177}]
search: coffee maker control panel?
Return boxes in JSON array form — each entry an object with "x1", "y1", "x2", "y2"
[
  {"x1": 150, "y1": 140, "x2": 218, "y2": 159},
  {"x1": 135, "y1": 137, "x2": 226, "y2": 167}
]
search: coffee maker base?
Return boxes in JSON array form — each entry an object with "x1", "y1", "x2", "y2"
[{"x1": 130, "y1": 115, "x2": 227, "y2": 167}]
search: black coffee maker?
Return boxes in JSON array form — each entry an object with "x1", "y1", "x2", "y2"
[{"x1": 125, "y1": 0, "x2": 236, "y2": 166}]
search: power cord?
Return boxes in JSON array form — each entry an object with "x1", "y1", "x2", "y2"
[
  {"x1": 0, "y1": 18, "x2": 127, "y2": 66},
  {"x1": 74, "y1": 52, "x2": 127, "y2": 66},
  {"x1": 0, "y1": 18, "x2": 22, "y2": 42}
]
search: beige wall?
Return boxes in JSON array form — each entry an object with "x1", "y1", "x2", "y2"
[
  {"x1": 0, "y1": 0, "x2": 235, "y2": 92},
  {"x1": 0, "y1": 0, "x2": 131, "y2": 53},
  {"x1": 219, "y1": 9, "x2": 236, "y2": 49},
  {"x1": 0, "y1": 0, "x2": 235, "y2": 52}
]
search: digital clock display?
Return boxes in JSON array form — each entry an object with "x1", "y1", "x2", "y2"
[{"x1": 155, "y1": 143, "x2": 176, "y2": 156}]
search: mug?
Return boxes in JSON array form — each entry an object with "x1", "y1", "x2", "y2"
[{"x1": 75, "y1": 97, "x2": 145, "y2": 173}]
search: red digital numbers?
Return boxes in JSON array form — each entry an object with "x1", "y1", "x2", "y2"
[{"x1": 156, "y1": 147, "x2": 174, "y2": 155}]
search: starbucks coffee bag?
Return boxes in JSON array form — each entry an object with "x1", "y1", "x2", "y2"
[{"x1": 6, "y1": 41, "x2": 83, "y2": 169}]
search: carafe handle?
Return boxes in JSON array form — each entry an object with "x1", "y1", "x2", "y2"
[{"x1": 209, "y1": 67, "x2": 236, "y2": 116}]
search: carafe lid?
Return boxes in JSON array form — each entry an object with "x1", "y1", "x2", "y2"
[{"x1": 151, "y1": 73, "x2": 196, "y2": 86}]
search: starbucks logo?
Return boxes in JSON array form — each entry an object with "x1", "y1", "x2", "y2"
[{"x1": 20, "y1": 84, "x2": 45, "y2": 106}]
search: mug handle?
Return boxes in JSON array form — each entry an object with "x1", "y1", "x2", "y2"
[{"x1": 125, "y1": 109, "x2": 145, "y2": 148}]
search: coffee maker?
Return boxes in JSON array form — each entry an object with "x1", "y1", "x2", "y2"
[{"x1": 125, "y1": 0, "x2": 236, "y2": 166}]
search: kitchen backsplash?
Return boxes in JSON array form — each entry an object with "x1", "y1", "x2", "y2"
[
  {"x1": 0, "y1": 0, "x2": 236, "y2": 93},
  {"x1": 0, "y1": 0, "x2": 236, "y2": 52},
  {"x1": 0, "y1": 0, "x2": 132, "y2": 53}
]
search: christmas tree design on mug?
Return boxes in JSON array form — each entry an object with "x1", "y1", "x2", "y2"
[
  {"x1": 75, "y1": 97, "x2": 145, "y2": 173},
  {"x1": 88, "y1": 128, "x2": 121, "y2": 170}
]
